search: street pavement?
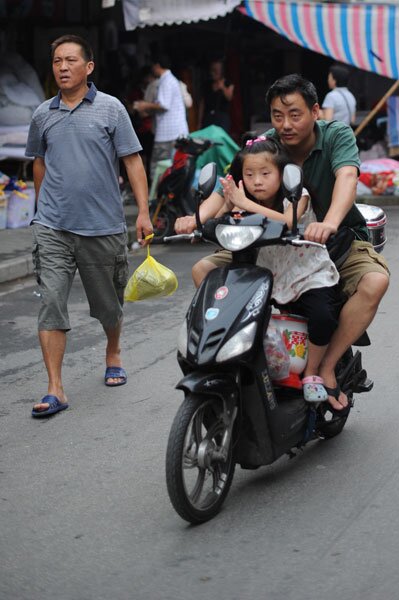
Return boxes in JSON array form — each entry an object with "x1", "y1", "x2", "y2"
[{"x1": 0, "y1": 207, "x2": 398, "y2": 600}]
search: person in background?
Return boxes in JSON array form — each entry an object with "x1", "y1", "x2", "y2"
[
  {"x1": 126, "y1": 65, "x2": 157, "y2": 179},
  {"x1": 133, "y1": 55, "x2": 189, "y2": 183},
  {"x1": 320, "y1": 63, "x2": 356, "y2": 125},
  {"x1": 179, "y1": 79, "x2": 193, "y2": 111},
  {"x1": 26, "y1": 34, "x2": 152, "y2": 418},
  {"x1": 197, "y1": 58, "x2": 234, "y2": 133},
  {"x1": 141, "y1": 68, "x2": 192, "y2": 112}
]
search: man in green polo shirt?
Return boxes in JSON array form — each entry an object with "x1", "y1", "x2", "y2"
[
  {"x1": 174, "y1": 74, "x2": 389, "y2": 412},
  {"x1": 265, "y1": 74, "x2": 389, "y2": 411}
]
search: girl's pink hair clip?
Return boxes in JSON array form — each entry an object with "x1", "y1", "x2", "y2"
[{"x1": 245, "y1": 135, "x2": 267, "y2": 147}]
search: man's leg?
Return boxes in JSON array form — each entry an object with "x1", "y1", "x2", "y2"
[
  {"x1": 319, "y1": 271, "x2": 389, "y2": 409},
  {"x1": 192, "y1": 250, "x2": 233, "y2": 288},
  {"x1": 32, "y1": 330, "x2": 68, "y2": 412},
  {"x1": 103, "y1": 320, "x2": 125, "y2": 385},
  {"x1": 76, "y1": 233, "x2": 128, "y2": 386},
  {"x1": 192, "y1": 258, "x2": 218, "y2": 288},
  {"x1": 31, "y1": 225, "x2": 75, "y2": 414}
]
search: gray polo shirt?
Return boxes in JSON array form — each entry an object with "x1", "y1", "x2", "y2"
[{"x1": 26, "y1": 83, "x2": 142, "y2": 236}]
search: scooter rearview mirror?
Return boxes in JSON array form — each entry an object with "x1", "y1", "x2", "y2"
[
  {"x1": 282, "y1": 164, "x2": 303, "y2": 236},
  {"x1": 195, "y1": 162, "x2": 217, "y2": 230},
  {"x1": 198, "y1": 162, "x2": 217, "y2": 200},
  {"x1": 282, "y1": 164, "x2": 303, "y2": 203}
]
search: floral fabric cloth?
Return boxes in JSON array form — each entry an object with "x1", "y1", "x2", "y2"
[{"x1": 256, "y1": 196, "x2": 339, "y2": 304}]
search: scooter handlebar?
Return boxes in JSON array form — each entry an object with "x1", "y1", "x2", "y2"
[
  {"x1": 163, "y1": 231, "x2": 203, "y2": 243},
  {"x1": 283, "y1": 237, "x2": 326, "y2": 250}
]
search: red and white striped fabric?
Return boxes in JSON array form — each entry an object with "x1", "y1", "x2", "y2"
[{"x1": 240, "y1": 1, "x2": 399, "y2": 80}]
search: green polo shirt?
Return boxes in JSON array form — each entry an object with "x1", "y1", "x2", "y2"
[{"x1": 266, "y1": 120, "x2": 368, "y2": 238}]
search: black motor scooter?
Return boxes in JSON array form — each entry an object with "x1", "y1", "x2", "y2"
[
  {"x1": 149, "y1": 136, "x2": 221, "y2": 243},
  {"x1": 165, "y1": 162, "x2": 372, "y2": 524}
]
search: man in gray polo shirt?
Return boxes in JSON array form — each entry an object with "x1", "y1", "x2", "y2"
[{"x1": 26, "y1": 34, "x2": 153, "y2": 418}]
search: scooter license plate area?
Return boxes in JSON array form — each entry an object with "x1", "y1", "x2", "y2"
[{"x1": 186, "y1": 265, "x2": 273, "y2": 366}]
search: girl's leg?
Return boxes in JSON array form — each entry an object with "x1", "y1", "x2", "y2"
[
  {"x1": 303, "y1": 340, "x2": 328, "y2": 379},
  {"x1": 287, "y1": 286, "x2": 342, "y2": 406}
]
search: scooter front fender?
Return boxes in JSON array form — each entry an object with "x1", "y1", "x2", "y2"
[{"x1": 176, "y1": 371, "x2": 238, "y2": 401}]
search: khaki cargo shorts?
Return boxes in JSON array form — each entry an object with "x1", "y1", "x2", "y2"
[
  {"x1": 338, "y1": 240, "x2": 390, "y2": 299},
  {"x1": 202, "y1": 249, "x2": 233, "y2": 268},
  {"x1": 32, "y1": 224, "x2": 128, "y2": 331}
]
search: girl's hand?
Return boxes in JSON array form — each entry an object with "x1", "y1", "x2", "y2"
[
  {"x1": 220, "y1": 176, "x2": 248, "y2": 211},
  {"x1": 220, "y1": 176, "x2": 234, "y2": 211},
  {"x1": 233, "y1": 181, "x2": 250, "y2": 210},
  {"x1": 220, "y1": 176, "x2": 243, "y2": 210}
]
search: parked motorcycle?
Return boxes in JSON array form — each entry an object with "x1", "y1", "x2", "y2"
[
  {"x1": 149, "y1": 136, "x2": 222, "y2": 243},
  {"x1": 164, "y1": 162, "x2": 376, "y2": 524}
]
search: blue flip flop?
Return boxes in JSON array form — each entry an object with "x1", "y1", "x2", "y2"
[
  {"x1": 104, "y1": 366, "x2": 127, "y2": 387},
  {"x1": 32, "y1": 395, "x2": 69, "y2": 418}
]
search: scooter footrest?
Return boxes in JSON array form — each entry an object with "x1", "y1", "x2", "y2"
[{"x1": 354, "y1": 377, "x2": 374, "y2": 393}]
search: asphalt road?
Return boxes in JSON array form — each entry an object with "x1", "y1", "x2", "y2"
[{"x1": 1, "y1": 210, "x2": 399, "y2": 600}]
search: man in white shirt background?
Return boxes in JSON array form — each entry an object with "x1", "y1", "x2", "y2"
[{"x1": 133, "y1": 55, "x2": 189, "y2": 183}]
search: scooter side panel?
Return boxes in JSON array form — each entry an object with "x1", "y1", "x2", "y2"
[
  {"x1": 237, "y1": 368, "x2": 276, "y2": 467},
  {"x1": 186, "y1": 265, "x2": 273, "y2": 366},
  {"x1": 238, "y1": 347, "x2": 309, "y2": 467}
]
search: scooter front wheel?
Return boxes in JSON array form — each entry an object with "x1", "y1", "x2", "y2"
[{"x1": 166, "y1": 394, "x2": 235, "y2": 524}]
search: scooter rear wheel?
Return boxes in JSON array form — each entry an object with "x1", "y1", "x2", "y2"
[
  {"x1": 165, "y1": 394, "x2": 235, "y2": 524},
  {"x1": 315, "y1": 402, "x2": 350, "y2": 439},
  {"x1": 149, "y1": 201, "x2": 175, "y2": 243}
]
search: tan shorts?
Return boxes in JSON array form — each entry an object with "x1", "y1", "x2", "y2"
[
  {"x1": 338, "y1": 240, "x2": 390, "y2": 299},
  {"x1": 202, "y1": 249, "x2": 233, "y2": 267},
  {"x1": 32, "y1": 224, "x2": 128, "y2": 331}
]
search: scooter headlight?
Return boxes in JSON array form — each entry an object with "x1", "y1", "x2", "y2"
[
  {"x1": 216, "y1": 322, "x2": 257, "y2": 363},
  {"x1": 177, "y1": 318, "x2": 188, "y2": 358},
  {"x1": 215, "y1": 225, "x2": 263, "y2": 251}
]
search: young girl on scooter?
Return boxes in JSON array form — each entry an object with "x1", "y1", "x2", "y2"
[{"x1": 191, "y1": 135, "x2": 342, "y2": 405}]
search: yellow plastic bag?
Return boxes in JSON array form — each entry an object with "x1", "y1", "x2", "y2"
[{"x1": 124, "y1": 240, "x2": 178, "y2": 302}]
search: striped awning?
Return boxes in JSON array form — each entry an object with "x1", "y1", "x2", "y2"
[
  {"x1": 240, "y1": 1, "x2": 399, "y2": 80},
  {"x1": 122, "y1": 0, "x2": 242, "y2": 30}
]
